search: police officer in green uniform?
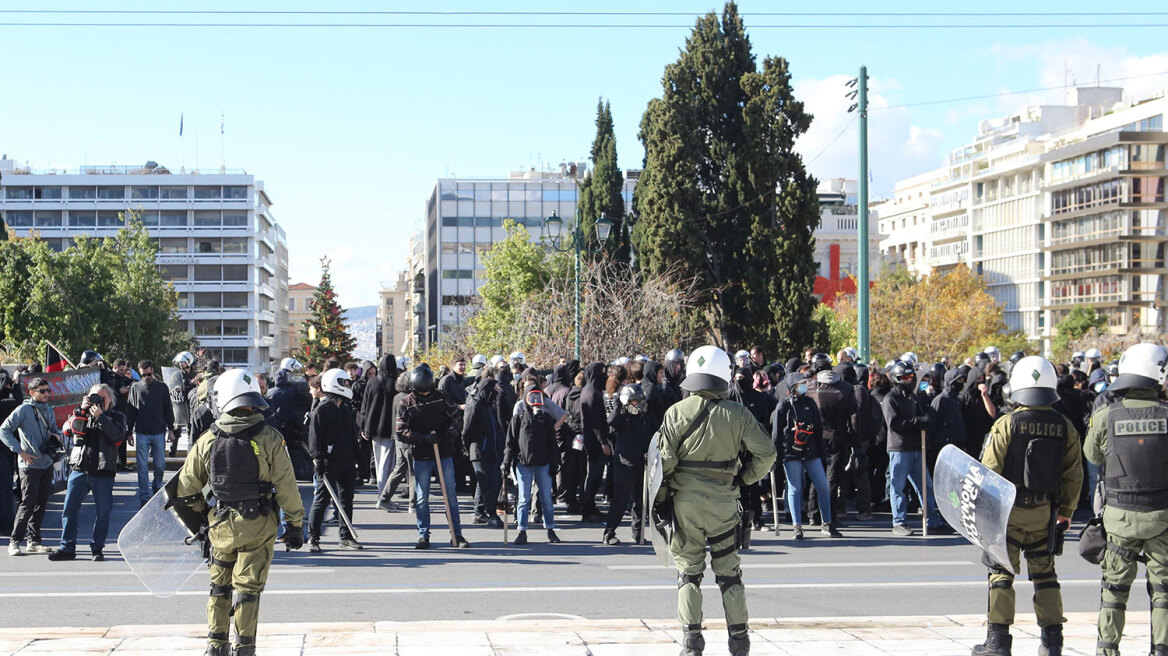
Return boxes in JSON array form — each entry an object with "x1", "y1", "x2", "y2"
[
  {"x1": 1084, "y1": 343, "x2": 1168, "y2": 656},
  {"x1": 173, "y1": 369, "x2": 305, "y2": 656},
  {"x1": 654, "y1": 345, "x2": 776, "y2": 656},
  {"x1": 975, "y1": 355, "x2": 1082, "y2": 656}
]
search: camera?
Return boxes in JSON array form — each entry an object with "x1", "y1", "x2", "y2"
[
  {"x1": 41, "y1": 435, "x2": 66, "y2": 462},
  {"x1": 86, "y1": 393, "x2": 103, "y2": 408}
]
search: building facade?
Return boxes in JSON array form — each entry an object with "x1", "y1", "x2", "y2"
[
  {"x1": 286, "y1": 282, "x2": 317, "y2": 356},
  {"x1": 0, "y1": 158, "x2": 289, "y2": 371},
  {"x1": 377, "y1": 272, "x2": 409, "y2": 359},
  {"x1": 812, "y1": 178, "x2": 885, "y2": 303},
  {"x1": 876, "y1": 87, "x2": 1168, "y2": 348}
]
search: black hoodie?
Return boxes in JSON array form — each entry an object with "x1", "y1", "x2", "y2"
[
  {"x1": 579, "y1": 362, "x2": 611, "y2": 452},
  {"x1": 463, "y1": 378, "x2": 505, "y2": 463},
  {"x1": 641, "y1": 361, "x2": 666, "y2": 430},
  {"x1": 661, "y1": 360, "x2": 684, "y2": 410},
  {"x1": 545, "y1": 364, "x2": 573, "y2": 406},
  {"x1": 494, "y1": 368, "x2": 518, "y2": 427},
  {"x1": 931, "y1": 368, "x2": 967, "y2": 450},
  {"x1": 361, "y1": 354, "x2": 399, "y2": 439}
]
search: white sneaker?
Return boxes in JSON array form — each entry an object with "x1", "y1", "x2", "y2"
[
  {"x1": 7, "y1": 542, "x2": 21, "y2": 556},
  {"x1": 26, "y1": 542, "x2": 51, "y2": 554}
]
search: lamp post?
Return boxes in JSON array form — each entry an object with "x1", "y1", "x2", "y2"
[{"x1": 543, "y1": 210, "x2": 614, "y2": 361}]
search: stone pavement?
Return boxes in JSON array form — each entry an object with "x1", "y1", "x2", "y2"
[{"x1": 0, "y1": 612, "x2": 1144, "y2": 655}]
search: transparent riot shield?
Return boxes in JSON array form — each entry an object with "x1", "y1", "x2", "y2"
[
  {"x1": 161, "y1": 366, "x2": 189, "y2": 427},
  {"x1": 118, "y1": 484, "x2": 207, "y2": 598},
  {"x1": 645, "y1": 431, "x2": 673, "y2": 567},
  {"x1": 934, "y1": 444, "x2": 1017, "y2": 572}
]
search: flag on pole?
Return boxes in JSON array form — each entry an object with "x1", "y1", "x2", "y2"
[
  {"x1": 220, "y1": 112, "x2": 224, "y2": 135},
  {"x1": 179, "y1": 113, "x2": 184, "y2": 137},
  {"x1": 44, "y1": 342, "x2": 68, "y2": 373}
]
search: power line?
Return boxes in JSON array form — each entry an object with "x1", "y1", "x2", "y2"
[
  {"x1": 1, "y1": 10, "x2": 1167, "y2": 17},
  {"x1": 877, "y1": 70, "x2": 1168, "y2": 110},
  {"x1": 806, "y1": 118, "x2": 857, "y2": 167},
  {"x1": 2, "y1": 21, "x2": 1168, "y2": 29}
]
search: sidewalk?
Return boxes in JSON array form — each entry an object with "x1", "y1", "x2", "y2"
[{"x1": 0, "y1": 612, "x2": 1142, "y2": 655}]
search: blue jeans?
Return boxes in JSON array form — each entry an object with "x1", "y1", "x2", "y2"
[
  {"x1": 888, "y1": 450, "x2": 942, "y2": 527},
  {"x1": 59, "y1": 470, "x2": 115, "y2": 553},
  {"x1": 783, "y1": 458, "x2": 832, "y2": 526},
  {"x1": 413, "y1": 457, "x2": 462, "y2": 537},
  {"x1": 515, "y1": 464, "x2": 556, "y2": 531},
  {"x1": 134, "y1": 432, "x2": 166, "y2": 505}
]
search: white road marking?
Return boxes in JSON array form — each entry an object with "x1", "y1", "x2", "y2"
[
  {"x1": 496, "y1": 613, "x2": 587, "y2": 621},
  {"x1": 608, "y1": 560, "x2": 975, "y2": 570},
  {"x1": 0, "y1": 578, "x2": 1101, "y2": 598},
  {"x1": 0, "y1": 567, "x2": 334, "y2": 578}
]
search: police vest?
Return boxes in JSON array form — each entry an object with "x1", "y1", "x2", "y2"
[
  {"x1": 1104, "y1": 401, "x2": 1168, "y2": 512},
  {"x1": 1002, "y1": 408, "x2": 1066, "y2": 502},
  {"x1": 207, "y1": 422, "x2": 271, "y2": 508}
]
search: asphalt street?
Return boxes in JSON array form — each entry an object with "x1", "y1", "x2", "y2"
[{"x1": 0, "y1": 478, "x2": 1115, "y2": 628}]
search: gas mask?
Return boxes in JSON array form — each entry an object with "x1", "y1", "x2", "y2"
[{"x1": 526, "y1": 389, "x2": 546, "y2": 416}]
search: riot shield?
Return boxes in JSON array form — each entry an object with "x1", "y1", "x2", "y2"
[
  {"x1": 118, "y1": 481, "x2": 207, "y2": 598},
  {"x1": 645, "y1": 431, "x2": 673, "y2": 567},
  {"x1": 162, "y1": 366, "x2": 189, "y2": 428},
  {"x1": 934, "y1": 444, "x2": 1017, "y2": 572}
]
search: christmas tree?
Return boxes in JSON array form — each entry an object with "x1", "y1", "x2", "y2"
[{"x1": 294, "y1": 257, "x2": 356, "y2": 367}]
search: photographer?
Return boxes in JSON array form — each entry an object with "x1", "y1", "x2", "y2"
[
  {"x1": 47, "y1": 385, "x2": 126, "y2": 561},
  {"x1": 0, "y1": 377, "x2": 62, "y2": 556}
]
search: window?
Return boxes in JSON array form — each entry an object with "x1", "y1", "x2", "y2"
[
  {"x1": 5, "y1": 211, "x2": 32, "y2": 227},
  {"x1": 160, "y1": 211, "x2": 187, "y2": 227},
  {"x1": 139, "y1": 212, "x2": 159, "y2": 226},
  {"x1": 195, "y1": 320, "x2": 222, "y2": 336},
  {"x1": 288, "y1": 298, "x2": 296, "y2": 311},
  {"x1": 197, "y1": 239, "x2": 222, "y2": 254},
  {"x1": 223, "y1": 320, "x2": 248, "y2": 336},
  {"x1": 194, "y1": 211, "x2": 221, "y2": 227},
  {"x1": 68, "y1": 187, "x2": 97, "y2": 200},
  {"x1": 222, "y1": 237, "x2": 247, "y2": 254},
  {"x1": 69, "y1": 211, "x2": 96, "y2": 227},
  {"x1": 97, "y1": 211, "x2": 123, "y2": 227},
  {"x1": 131, "y1": 186, "x2": 158, "y2": 200},
  {"x1": 441, "y1": 269, "x2": 473, "y2": 279},
  {"x1": 158, "y1": 264, "x2": 188, "y2": 281},
  {"x1": 222, "y1": 292, "x2": 248, "y2": 308},
  {"x1": 194, "y1": 265, "x2": 221, "y2": 281},
  {"x1": 222, "y1": 348, "x2": 249, "y2": 364},
  {"x1": 222, "y1": 265, "x2": 248, "y2": 281},
  {"x1": 159, "y1": 186, "x2": 187, "y2": 200},
  {"x1": 157, "y1": 238, "x2": 186, "y2": 253},
  {"x1": 223, "y1": 186, "x2": 247, "y2": 200},
  {"x1": 5, "y1": 187, "x2": 32, "y2": 199},
  {"x1": 223, "y1": 211, "x2": 247, "y2": 227},
  {"x1": 97, "y1": 186, "x2": 124, "y2": 200},
  {"x1": 194, "y1": 186, "x2": 221, "y2": 200},
  {"x1": 442, "y1": 242, "x2": 457, "y2": 254},
  {"x1": 193, "y1": 293, "x2": 221, "y2": 308}
]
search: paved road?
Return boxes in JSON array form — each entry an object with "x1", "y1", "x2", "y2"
[{"x1": 0, "y1": 479, "x2": 1113, "y2": 627}]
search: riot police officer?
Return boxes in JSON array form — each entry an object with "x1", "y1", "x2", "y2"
[
  {"x1": 653, "y1": 346, "x2": 776, "y2": 656},
  {"x1": 1084, "y1": 343, "x2": 1168, "y2": 656},
  {"x1": 974, "y1": 356, "x2": 1082, "y2": 656},
  {"x1": 172, "y1": 369, "x2": 305, "y2": 656}
]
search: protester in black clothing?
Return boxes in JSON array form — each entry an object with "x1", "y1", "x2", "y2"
[
  {"x1": 959, "y1": 362, "x2": 999, "y2": 457},
  {"x1": 379, "y1": 373, "x2": 414, "y2": 510},
  {"x1": 0, "y1": 370, "x2": 19, "y2": 535},
  {"x1": 555, "y1": 372, "x2": 586, "y2": 514},
  {"x1": 661, "y1": 351, "x2": 685, "y2": 410},
  {"x1": 803, "y1": 354, "x2": 855, "y2": 527},
  {"x1": 835, "y1": 363, "x2": 873, "y2": 521},
  {"x1": 931, "y1": 368, "x2": 968, "y2": 459},
  {"x1": 502, "y1": 375, "x2": 562, "y2": 545},
  {"x1": 771, "y1": 374, "x2": 838, "y2": 539},
  {"x1": 545, "y1": 363, "x2": 573, "y2": 406},
  {"x1": 307, "y1": 369, "x2": 362, "y2": 552},
  {"x1": 578, "y1": 362, "x2": 611, "y2": 522},
  {"x1": 463, "y1": 376, "x2": 505, "y2": 526},
  {"x1": 730, "y1": 366, "x2": 775, "y2": 530},
  {"x1": 602, "y1": 384, "x2": 652, "y2": 545},
  {"x1": 867, "y1": 369, "x2": 893, "y2": 513},
  {"x1": 640, "y1": 361, "x2": 667, "y2": 430}
]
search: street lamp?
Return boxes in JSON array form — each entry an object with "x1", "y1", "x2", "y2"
[{"x1": 543, "y1": 210, "x2": 613, "y2": 360}]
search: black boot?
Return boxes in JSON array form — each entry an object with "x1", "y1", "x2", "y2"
[
  {"x1": 1153, "y1": 644, "x2": 1168, "y2": 656},
  {"x1": 232, "y1": 647, "x2": 256, "y2": 656},
  {"x1": 680, "y1": 626, "x2": 705, "y2": 656},
  {"x1": 971, "y1": 623, "x2": 1012, "y2": 656},
  {"x1": 728, "y1": 632, "x2": 750, "y2": 656},
  {"x1": 205, "y1": 645, "x2": 229, "y2": 656},
  {"x1": 1037, "y1": 624, "x2": 1062, "y2": 656}
]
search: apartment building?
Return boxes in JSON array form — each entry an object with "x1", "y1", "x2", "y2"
[{"x1": 0, "y1": 158, "x2": 290, "y2": 371}]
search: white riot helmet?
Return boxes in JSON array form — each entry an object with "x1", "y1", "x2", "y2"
[
  {"x1": 984, "y1": 346, "x2": 1001, "y2": 362},
  {"x1": 213, "y1": 369, "x2": 269, "y2": 414},
  {"x1": 1085, "y1": 348, "x2": 1103, "y2": 361},
  {"x1": 634, "y1": 354, "x2": 650, "y2": 363},
  {"x1": 900, "y1": 352, "x2": 919, "y2": 366},
  {"x1": 508, "y1": 351, "x2": 526, "y2": 365},
  {"x1": 1008, "y1": 356, "x2": 1058, "y2": 406},
  {"x1": 1071, "y1": 350, "x2": 1085, "y2": 362},
  {"x1": 680, "y1": 345, "x2": 733, "y2": 393},
  {"x1": 1111, "y1": 343, "x2": 1168, "y2": 392},
  {"x1": 612, "y1": 356, "x2": 631, "y2": 366},
  {"x1": 321, "y1": 368, "x2": 354, "y2": 399},
  {"x1": 279, "y1": 357, "x2": 303, "y2": 372},
  {"x1": 843, "y1": 347, "x2": 859, "y2": 362},
  {"x1": 489, "y1": 354, "x2": 504, "y2": 368},
  {"x1": 665, "y1": 348, "x2": 685, "y2": 363},
  {"x1": 172, "y1": 351, "x2": 194, "y2": 367},
  {"x1": 734, "y1": 350, "x2": 751, "y2": 366},
  {"x1": 471, "y1": 354, "x2": 488, "y2": 370}
]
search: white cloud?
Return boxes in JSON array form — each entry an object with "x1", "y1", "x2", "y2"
[{"x1": 794, "y1": 74, "x2": 944, "y2": 196}]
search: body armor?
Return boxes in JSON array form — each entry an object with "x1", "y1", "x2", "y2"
[
  {"x1": 1003, "y1": 409, "x2": 1066, "y2": 505},
  {"x1": 1105, "y1": 402, "x2": 1168, "y2": 512}
]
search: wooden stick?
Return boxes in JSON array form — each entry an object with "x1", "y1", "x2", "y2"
[{"x1": 432, "y1": 443, "x2": 459, "y2": 546}]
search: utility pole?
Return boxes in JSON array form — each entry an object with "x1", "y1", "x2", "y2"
[{"x1": 848, "y1": 66, "x2": 870, "y2": 363}]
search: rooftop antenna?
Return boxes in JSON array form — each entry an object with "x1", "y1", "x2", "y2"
[
  {"x1": 220, "y1": 111, "x2": 225, "y2": 173},
  {"x1": 1096, "y1": 64, "x2": 1101, "y2": 87}
]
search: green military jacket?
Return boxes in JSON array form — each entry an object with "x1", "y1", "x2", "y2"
[
  {"x1": 658, "y1": 390, "x2": 776, "y2": 503},
  {"x1": 175, "y1": 413, "x2": 305, "y2": 526},
  {"x1": 981, "y1": 404, "x2": 1082, "y2": 518}
]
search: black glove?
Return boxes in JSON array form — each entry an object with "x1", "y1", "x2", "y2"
[
  {"x1": 653, "y1": 498, "x2": 673, "y2": 526},
  {"x1": 313, "y1": 459, "x2": 326, "y2": 476},
  {"x1": 282, "y1": 523, "x2": 304, "y2": 550},
  {"x1": 732, "y1": 474, "x2": 745, "y2": 489},
  {"x1": 423, "y1": 432, "x2": 441, "y2": 446}
]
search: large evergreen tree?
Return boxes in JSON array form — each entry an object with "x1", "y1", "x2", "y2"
[
  {"x1": 295, "y1": 257, "x2": 357, "y2": 366},
  {"x1": 632, "y1": 2, "x2": 820, "y2": 356},
  {"x1": 577, "y1": 99, "x2": 629, "y2": 262}
]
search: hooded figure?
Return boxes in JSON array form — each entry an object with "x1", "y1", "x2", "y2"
[
  {"x1": 930, "y1": 367, "x2": 967, "y2": 451},
  {"x1": 578, "y1": 362, "x2": 611, "y2": 520},
  {"x1": 266, "y1": 368, "x2": 299, "y2": 432},
  {"x1": 362, "y1": 354, "x2": 399, "y2": 440},
  {"x1": 661, "y1": 358, "x2": 684, "y2": 410},
  {"x1": 641, "y1": 361, "x2": 667, "y2": 430},
  {"x1": 545, "y1": 364, "x2": 574, "y2": 407}
]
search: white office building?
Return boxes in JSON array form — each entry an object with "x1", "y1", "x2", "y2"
[
  {"x1": 0, "y1": 158, "x2": 290, "y2": 371},
  {"x1": 875, "y1": 86, "x2": 1168, "y2": 346}
]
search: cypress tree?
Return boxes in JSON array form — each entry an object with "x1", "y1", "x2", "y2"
[
  {"x1": 632, "y1": 1, "x2": 820, "y2": 356},
  {"x1": 577, "y1": 99, "x2": 629, "y2": 263}
]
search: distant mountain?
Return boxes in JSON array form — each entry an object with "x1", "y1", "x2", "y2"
[{"x1": 344, "y1": 305, "x2": 379, "y2": 361}]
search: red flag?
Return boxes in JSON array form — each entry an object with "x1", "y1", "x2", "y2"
[{"x1": 45, "y1": 343, "x2": 67, "y2": 373}]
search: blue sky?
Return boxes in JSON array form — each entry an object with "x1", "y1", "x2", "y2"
[{"x1": 3, "y1": 1, "x2": 1168, "y2": 306}]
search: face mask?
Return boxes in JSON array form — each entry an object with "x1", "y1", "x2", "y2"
[
  {"x1": 1092, "y1": 381, "x2": 1108, "y2": 394},
  {"x1": 626, "y1": 401, "x2": 642, "y2": 415},
  {"x1": 526, "y1": 390, "x2": 546, "y2": 415},
  {"x1": 918, "y1": 381, "x2": 930, "y2": 392},
  {"x1": 795, "y1": 383, "x2": 808, "y2": 395}
]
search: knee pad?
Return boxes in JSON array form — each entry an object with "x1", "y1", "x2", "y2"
[
  {"x1": 209, "y1": 583, "x2": 233, "y2": 600},
  {"x1": 715, "y1": 574, "x2": 743, "y2": 594},
  {"x1": 231, "y1": 591, "x2": 260, "y2": 616},
  {"x1": 678, "y1": 572, "x2": 703, "y2": 589}
]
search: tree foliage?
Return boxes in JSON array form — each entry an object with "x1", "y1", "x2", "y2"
[
  {"x1": 632, "y1": 1, "x2": 820, "y2": 357},
  {"x1": 577, "y1": 99, "x2": 629, "y2": 263},
  {"x1": 1052, "y1": 305, "x2": 1108, "y2": 360},
  {"x1": 294, "y1": 258, "x2": 357, "y2": 367},
  {"x1": 0, "y1": 215, "x2": 189, "y2": 365},
  {"x1": 831, "y1": 265, "x2": 1008, "y2": 364}
]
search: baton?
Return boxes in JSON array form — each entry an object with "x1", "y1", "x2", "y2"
[
  {"x1": 320, "y1": 474, "x2": 359, "y2": 541},
  {"x1": 770, "y1": 466, "x2": 781, "y2": 536},
  {"x1": 497, "y1": 472, "x2": 510, "y2": 545},
  {"x1": 432, "y1": 443, "x2": 459, "y2": 547},
  {"x1": 921, "y1": 429, "x2": 928, "y2": 538}
]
